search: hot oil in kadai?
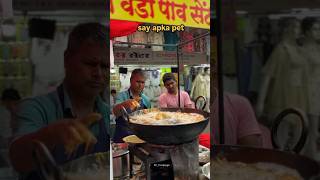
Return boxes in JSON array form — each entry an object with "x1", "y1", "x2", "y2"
[{"x1": 130, "y1": 110, "x2": 205, "y2": 125}]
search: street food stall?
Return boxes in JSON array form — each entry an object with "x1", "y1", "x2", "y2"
[{"x1": 110, "y1": 0, "x2": 211, "y2": 179}]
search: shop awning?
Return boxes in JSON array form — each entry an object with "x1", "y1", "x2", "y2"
[
  {"x1": 110, "y1": 20, "x2": 142, "y2": 67},
  {"x1": 110, "y1": 20, "x2": 141, "y2": 38}
]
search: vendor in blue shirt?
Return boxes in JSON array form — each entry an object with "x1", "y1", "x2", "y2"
[
  {"x1": 112, "y1": 69, "x2": 151, "y2": 142},
  {"x1": 9, "y1": 23, "x2": 109, "y2": 179}
]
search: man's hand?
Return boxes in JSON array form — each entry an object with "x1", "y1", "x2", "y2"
[
  {"x1": 39, "y1": 113, "x2": 102, "y2": 155},
  {"x1": 112, "y1": 99, "x2": 140, "y2": 117},
  {"x1": 9, "y1": 113, "x2": 102, "y2": 173}
]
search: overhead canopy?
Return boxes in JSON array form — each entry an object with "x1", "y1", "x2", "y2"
[{"x1": 110, "y1": 20, "x2": 141, "y2": 38}]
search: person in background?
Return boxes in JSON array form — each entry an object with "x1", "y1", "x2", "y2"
[
  {"x1": 0, "y1": 88, "x2": 21, "y2": 148},
  {"x1": 9, "y1": 23, "x2": 109, "y2": 179},
  {"x1": 158, "y1": 73, "x2": 194, "y2": 108},
  {"x1": 110, "y1": 89, "x2": 117, "y2": 108},
  {"x1": 157, "y1": 73, "x2": 213, "y2": 148},
  {"x1": 1, "y1": 88, "x2": 21, "y2": 134},
  {"x1": 1, "y1": 88, "x2": 21, "y2": 113}
]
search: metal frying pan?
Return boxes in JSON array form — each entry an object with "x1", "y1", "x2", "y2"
[
  {"x1": 212, "y1": 108, "x2": 319, "y2": 179},
  {"x1": 32, "y1": 141, "x2": 109, "y2": 180},
  {"x1": 212, "y1": 145, "x2": 319, "y2": 179},
  {"x1": 122, "y1": 96, "x2": 209, "y2": 145}
]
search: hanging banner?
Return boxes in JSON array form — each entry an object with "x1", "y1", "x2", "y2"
[
  {"x1": 110, "y1": 0, "x2": 210, "y2": 29},
  {"x1": 114, "y1": 47, "x2": 153, "y2": 65},
  {"x1": 113, "y1": 47, "x2": 208, "y2": 65}
]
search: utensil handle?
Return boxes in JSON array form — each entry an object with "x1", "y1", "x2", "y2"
[
  {"x1": 271, "y1": 108, "x2": 308, "y2": 154},
  {"x1": 121, "y1": 106, "x2": 130, "y2": 122},
  {"x1": 32, "y1": 140, "x2": 63, "y2": 180},
  {"x1": 195, "y1": 96, "x2": 207, "y2": 111}
]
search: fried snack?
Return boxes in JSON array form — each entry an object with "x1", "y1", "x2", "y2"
[
  {"x1": 79, "y1": 113, "x2": 102, "y2": 126},
  {"x1": 123, "y1": 135, "x2": 145, "y2": 144},
  {"x1": 133, "y1": 97, "x2": 141, "y2": 103},
  {"x1": 112, "y1": 99, "x2": 140, "y2": 117},
  {"x1": 155, "y1": 112, "x2": 171, "y2": 120},
  {"x1": 130, "y1": 111, "x2": 205, "y2": 125},
  {"x1": 63, "y1": 113, "x2": 101, "y2": 156},
  {"x1": 131, "y1": 99, "x2": 140, "y2": 109}
]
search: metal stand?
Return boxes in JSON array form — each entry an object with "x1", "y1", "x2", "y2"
[
  {"x1": 129, "y1": 145, "x2": 171, "y2": 180},
  {"x1": 176, "y1": 32, "x2": 210, "y2": 108},
  {"x1": 215, "y1": 0, "x2": 225, "y2": 144}
]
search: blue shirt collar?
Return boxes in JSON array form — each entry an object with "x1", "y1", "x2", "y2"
[
  {"x1": 60, "y1": 84, "x2": 102, "y2": 117},
  {"x1": 128, "y1": 88, "x2": 143, "y2": 99}
]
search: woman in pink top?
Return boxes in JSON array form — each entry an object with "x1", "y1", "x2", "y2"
[{"x1": 158, "y1": 73, "x2": 194, "y2": 108}]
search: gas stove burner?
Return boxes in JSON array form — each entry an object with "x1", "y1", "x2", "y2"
[
  {"x1": 128, "y1": 140, "x2": 200, "y2": 180},
  {"x1": 129, "y1": 144, "x2": 174, "y2": 180}
]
